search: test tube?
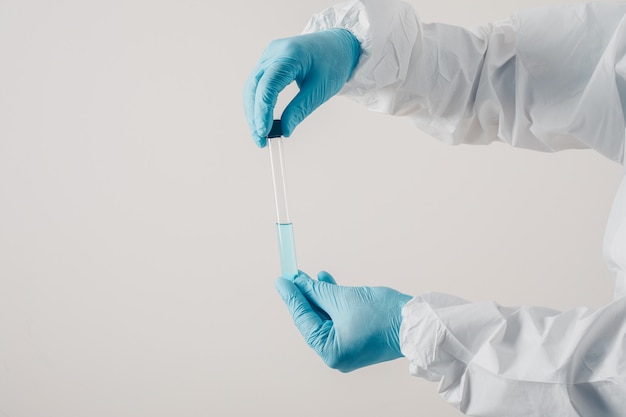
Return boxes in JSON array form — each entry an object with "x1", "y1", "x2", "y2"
[{"x1": 268, "y1": 120, "x2": 298, "y2": 280}]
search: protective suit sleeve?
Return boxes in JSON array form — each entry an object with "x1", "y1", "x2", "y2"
[
  {"x1": 303, "y1": 0, "x2": 626, "y2": 162},
  {"x1": 304, "y1": 2, "x2": 626, "y2": 415},
  {"x1": 399, "y1": 293, "x2": 626, "y2": 416}
]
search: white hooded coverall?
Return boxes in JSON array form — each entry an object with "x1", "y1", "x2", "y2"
[{"x1": 304, "y1": 1, "x2": 626, "y2": 416}]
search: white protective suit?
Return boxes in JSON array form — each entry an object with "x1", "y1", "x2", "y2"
[{"x1": 304, "y1": 1, "x2": 626, "y2": 416}]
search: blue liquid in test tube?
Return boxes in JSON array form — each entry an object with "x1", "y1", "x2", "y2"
[
  {"x1": 268, "y1": 120, "x2": 298, "y2": 280},
  {"x1": 276, "y1": 223, "x2": 297, "y2": 279}
]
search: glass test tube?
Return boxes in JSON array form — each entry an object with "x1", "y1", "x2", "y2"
[{"x1": 268, "y1": 120, "x2": 298, "y2": 280}]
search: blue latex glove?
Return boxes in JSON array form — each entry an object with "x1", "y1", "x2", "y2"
[
  {"x1": 275, "y1": 271, "x2": 412, "y2": 372},
  {"x1": 243, "y1": 29, "x2": 360, "y2": 147}
]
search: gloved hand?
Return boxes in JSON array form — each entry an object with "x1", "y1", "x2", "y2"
[
  {"x1": 243, "y1": 29, "x2": 361, "y2": 147},
  {"x1": 275, "y1": 271, "x2": 412, "y2": 373}
]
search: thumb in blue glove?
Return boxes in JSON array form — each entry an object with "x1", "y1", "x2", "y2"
[
  {"x1": 275, "y1": 271, "x2": 412, "y2": 373},
  {"x1": 243, "y1": 29, "x2": 360, "y2": 147}
]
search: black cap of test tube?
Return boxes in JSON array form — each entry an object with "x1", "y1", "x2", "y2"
[{"x1": 267, "y1": 119, "x2": 283, "y2": 138}]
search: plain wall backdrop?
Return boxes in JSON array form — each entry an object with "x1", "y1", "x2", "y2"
[{"x1": 0, "y1": 0, "x2": 624, "y2": 416}]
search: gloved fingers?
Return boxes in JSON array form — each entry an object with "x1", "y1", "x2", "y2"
[
  {"x1": 292, "y1": 271, "x2": 331, "y2": 320},
  {"x1": 254, "y1": 59, "x2": 300, "y2": 142},
  {"x1": 243, "y1": 67, "x2": 266, "y2": 148},
  {"x1": 275, "y1": 277, "x2": 330, "y2": 349},
  {"x1": 280, "y1": 80, "x2": 324, "y2": 137},
  {"x1": 311, "y1": 272, "x2": 337, "y2": 320},
  {"x1": 293, "y1": 273, "x2": 339, "y2": 315},
  {"x1": 317, "y1": 270, "x2": 337, "y2": 285}
]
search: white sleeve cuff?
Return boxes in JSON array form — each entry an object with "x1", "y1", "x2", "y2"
[{"x1": 302, "y1": 0, "x2": 420, "y2": 104}]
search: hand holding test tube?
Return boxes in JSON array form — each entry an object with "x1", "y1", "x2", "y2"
[{"x1": 268, "y1": 120, "x2": 298, "y2": 280}]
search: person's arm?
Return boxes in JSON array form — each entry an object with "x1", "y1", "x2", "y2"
[
  {"x1": 277, "y1": 271, "x2": 626, "y2": 416},
  {"x1": 304, "y1": 0, "x2": 626, "y2": 162},
  {"x1": 268, "y1": 3, "x2": 626, "y2": 416},
  {"x1": 400, "y1": 292, "x2": 626, "y2": 416}
]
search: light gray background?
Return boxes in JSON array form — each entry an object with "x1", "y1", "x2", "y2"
[{"x1": 0, "y1": 0, "x2": 623, "y2": 416}]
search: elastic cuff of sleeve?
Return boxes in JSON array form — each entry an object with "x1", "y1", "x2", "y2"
[
  {"x1": 399, "y1": 293, "x2": 472, "y2": 407},
  {"x1": 301, "y1": 0, "x2": 421, "y2": 106}
]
